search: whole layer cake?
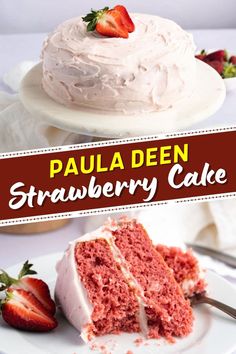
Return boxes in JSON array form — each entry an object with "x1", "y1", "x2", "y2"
[
  {"x1": 55, "y1": 218, "x2": 206, "y2": 342},
  {"x1": 42, "y1": 14, "x2": 196, "y2": 114}
]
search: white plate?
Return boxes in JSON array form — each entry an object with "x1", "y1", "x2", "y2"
[
  {"x1": 0, "y1": 253, "x2": 235, "y2": 354},
  {"x1": 19, "y1": 60, "x2": 226, "y2": 139}
]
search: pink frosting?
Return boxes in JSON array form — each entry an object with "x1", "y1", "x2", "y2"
[{"x1": 41, "y1": 13, "x2": 196, "y2": 114}]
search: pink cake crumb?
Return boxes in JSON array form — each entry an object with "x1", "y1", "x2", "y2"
[
  {"x1": 90, "y1": 343, "x2": 111, "y2": 354},
  {"x1": 126, "y1": 351, "x2": 134, "y2": 354},
  {"x1": 134, "y1": 337, "x2": 144, "y2": 346}
]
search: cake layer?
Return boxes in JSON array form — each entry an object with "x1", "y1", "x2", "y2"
[
  {"x1": 42, "y1": 14, "x2": 196, "y2": 114},
  {"x1": 113, "y1": 219, "x2": 193, "y2": 340},
  {"x1": 75, "y1": 238, "x2": 140, "y2": 336},
  {"x1": 156, "y1": 245, "x2": 206, "y2": 297}
]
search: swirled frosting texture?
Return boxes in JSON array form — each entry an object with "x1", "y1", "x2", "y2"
[{"x1": 42, "y1": 14, "x2": 196, "y2": 114}]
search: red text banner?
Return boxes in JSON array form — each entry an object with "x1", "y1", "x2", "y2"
[{"x1": 0, "y1": 127, "x2": 236, "y2": 225}]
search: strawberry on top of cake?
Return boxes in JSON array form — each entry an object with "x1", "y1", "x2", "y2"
[
  {"x1": 55, "y1": 217, "x2": 207, "y2": 343},
  {"x1": 82, "y1": 5, "x2": 135, "y2": 38},
  {"x1": 41, "y1": 5, "x2": 196, "y2": 114}
]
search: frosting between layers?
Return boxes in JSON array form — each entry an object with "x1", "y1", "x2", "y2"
[
  {"x1": 42, "y1": 14, "x2": 196, "y2": 114},
  {"x1": 181, "y1": 268, "x2": 205, "y2": 296},
  {"x1": 55, "y1": 219, "x2": 148, "y2": 341}
]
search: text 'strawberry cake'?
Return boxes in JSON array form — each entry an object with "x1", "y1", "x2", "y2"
[
  {"x1": 55, "y1": 218, "x2": 194, "y2": 342},
  {"x1": 156, "y1": 245, "x2": 206, "y2": 298},
  {"x1": 41, "y1": 10, "x2": 196, "y2": 114}
]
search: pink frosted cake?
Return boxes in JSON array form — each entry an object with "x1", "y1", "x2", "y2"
[
  {"x1": 41, "y1": 13, "x2": 196, "y2": 114},
  {"x1": 55, "y1": 218, "x2": 206, "y2": 342}
]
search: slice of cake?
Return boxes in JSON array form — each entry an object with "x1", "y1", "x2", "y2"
[
  {"x1": 41, "y1": 8, "x2": 196, "y2": 114},
  {"x1": 112, "y1": 219, "x2": 193, "y2": 340},
  {"x1": 55, "y1": 217, "x2": 193, "y2": 342},
  {"x1": 156, "y1": 245, "x2": 206, "y2": 298}
]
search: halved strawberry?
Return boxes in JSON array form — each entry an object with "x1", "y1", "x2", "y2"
[
  {"x1": 114, "y1": 5, "x2": 135, "y2": 32},
  {"x1": 11, "y1": 277, "x2": 56, "y2": 315},
  {"x1": 0, "y1": 261, "x2": 56, "y2": 315},
  {"x1": 1, "y1": 289, "x2": 57, "y2": 332},
  {"x1": 82, "y1": 6, "x2": 129, "y2": 38},
  {"x1": 96, "y1": 9, "x2": 129, "y2": 38},
  {"x1": 205, "y1": 50, "x2": 226, "y2": 62}
]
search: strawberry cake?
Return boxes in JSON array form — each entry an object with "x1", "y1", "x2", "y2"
[
  {"x1": 41, "y1": 6, "x2": 196, "y2": 114},
  {"x1": 55, "y1": 218, "x2": 206, "y2": 342}
]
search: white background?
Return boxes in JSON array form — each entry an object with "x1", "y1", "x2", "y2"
[{"x1": 1, "y1": 0, "x2": 236, "y2": 34}]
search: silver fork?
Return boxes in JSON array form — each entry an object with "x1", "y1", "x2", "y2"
[{"x1": 190, "y1": 292, "x2": 236, "y2": 320}]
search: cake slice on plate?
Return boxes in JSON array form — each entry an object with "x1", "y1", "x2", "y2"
[{"x1": 55, "y1": 217, "x2": 203, "y2": 342}]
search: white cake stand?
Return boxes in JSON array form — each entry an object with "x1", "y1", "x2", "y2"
[{"x1": 20, "y1": 60, "x2": 226, "y2": 139}]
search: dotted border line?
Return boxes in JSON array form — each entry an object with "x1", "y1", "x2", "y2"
[
  {"x1": 1, "y1": 125, "x2": 236, "y2": 159},
  {"x1": 1, "y1": 192, "x2": 236, "y2": 227},
  {"x1": 1, "y1": 126, "x2": 236, "y2": 225}
]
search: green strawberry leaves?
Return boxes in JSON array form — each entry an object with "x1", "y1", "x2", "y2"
[
  {"x1": 82, "y1": 7, "x2": 109, "y2": 32},
  {"x1": 0, "y1": 260, "x2": 37, "y2": 292},
  {"x1": 18, "y1": 260, "x2": 37, "y2": 279},
  {"x1": 0, "y1": 271, "x2": 16, "y2": 291},
  {"x1": 223, "y1": 63, "x2": 236, "y2": 79}
]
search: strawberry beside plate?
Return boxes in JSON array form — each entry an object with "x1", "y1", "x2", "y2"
[{"x1": 195, "y1": 49, "x2": 236, "y2": 93}]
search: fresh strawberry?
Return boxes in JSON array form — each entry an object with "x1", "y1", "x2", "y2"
[
  {"x1": 205, "y1": 50, "x2": 226, "y2": 62},
  {"x1": 82, "y1": 6, "x2": 129, "y2": 38},
  {"x1": 207, "y1": 60, "x2": 224, "y2": 75},
  {"x1": 229, "y1": 55, "x2": 236, "y2": 65},
  {"x1": 97, "y1": 9, "x2": 128, "y2": 38},
  {"x1": 0, "y1": 261, "x2": 56, "y2": 315},
  {"x1": 1, "y1": 289, "x2": 57, "y2": 332},
  {"x1": 11, "y1": 277, "x2": 56, "y2": 315},
  {"x1": 114, "y1": 5, "x2": 135, "y2": 32},
  {"x1": 195, "y1": 54, "x2": 205, "y2": 60}
]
